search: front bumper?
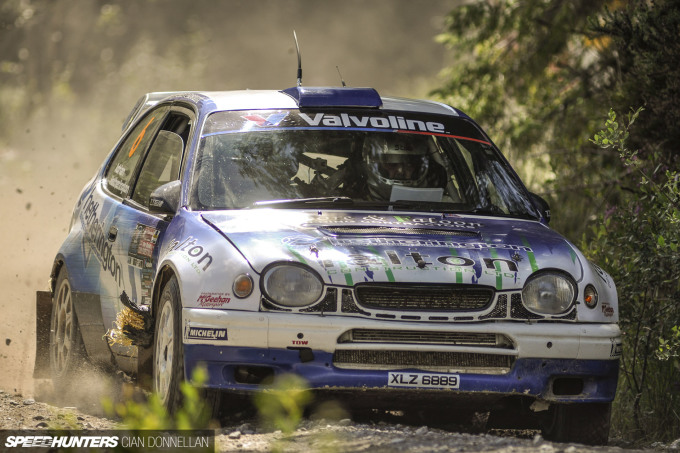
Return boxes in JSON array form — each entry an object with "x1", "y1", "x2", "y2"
[{"x1": 182, "y1": 309, "x2": 621, "y2": 403}]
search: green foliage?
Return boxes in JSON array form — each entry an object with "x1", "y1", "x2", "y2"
[
  {"x1": 586, "y1": 108, "x2": 680, "y2": 443},
  {"x1": 253, "y1": 374, "x2": 313, "y2": 435},
  {"x1": 591, "y1": 1, "x2": 680, "y2": 165},
  {"x1": 47, "y1": 410, "x2": 80, "y2": 430},
  {"x1": 432, "y1": 0, "x2": 620, "y2": 239},
  {"x1": 436, "y1": 2, "x2": 680, "y2": 440},
  {"x1": 102, "y1": 366, "x2": 216, "y2": 430},
  {"x1": 433, "y1": 0, "x2": 680, "y2": 244},
  {"x1": 657, "y1": 326, "x2": 680, "y2": 363}
]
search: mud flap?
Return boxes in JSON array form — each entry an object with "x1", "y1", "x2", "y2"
[{"x1": 33, "y1": 291, "x2": 52, "y2": 378}]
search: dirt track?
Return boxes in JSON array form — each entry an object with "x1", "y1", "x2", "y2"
[{"x1": 1, "y1": 384, "x2": 664, "y2": 452}]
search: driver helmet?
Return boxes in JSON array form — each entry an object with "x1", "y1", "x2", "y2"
[{"x1": 362, "y1": 134, "x2": 430, "y2": 200}]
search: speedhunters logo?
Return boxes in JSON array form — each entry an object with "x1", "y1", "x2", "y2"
[{"x1": 1, "y1": 430, "x2": 214, "y2": 450}]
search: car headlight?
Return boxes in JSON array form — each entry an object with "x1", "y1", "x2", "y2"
[
  {"x1": 262, "y1": 263, "x2": 323, "y2": 307},
  {"x1": 522, "y1": 272, "x2": 576, "y2": 315}
]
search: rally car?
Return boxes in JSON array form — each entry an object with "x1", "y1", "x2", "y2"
[{"x1": 34, "y1": 85, "x2": 621, "y2": 444}]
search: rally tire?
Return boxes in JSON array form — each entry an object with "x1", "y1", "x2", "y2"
[
  {"x1": 542, "y1": 402, "x2": 611, "y2": 445},
  {"x1": 49, "y1": 266, "x2": 87, "y2": 392},
  {"x1": 153, "y1": 275, "x2": 184, "y2": 413},
  {"x1": 153, "y1": 275, "x2": 224, "y2": 419}
]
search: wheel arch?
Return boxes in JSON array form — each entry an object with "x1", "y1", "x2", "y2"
[
  {"x1": 138, "y1": 262, "x2": 180, "y2": 387},
  {"x1": 48, "y1": 256, "x2": 67, "y2": 296},
  {"x1": 152, "y1": 262, "x2": 181, "y2": 317}
]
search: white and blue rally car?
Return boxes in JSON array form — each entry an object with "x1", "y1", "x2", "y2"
[{"x1": 35, "y1": 85, "x2": 621, "y2": 444}]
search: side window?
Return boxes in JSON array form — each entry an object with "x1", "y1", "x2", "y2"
[
  {"x1": 104, "y1": 110, "x2": 165, "y2": 198},
  {"x1": 131, "y1": 113, "x2": 190, "y2": 208}
]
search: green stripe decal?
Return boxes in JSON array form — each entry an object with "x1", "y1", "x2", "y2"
[
  {"x1": 368, "y1": 246, "x2": 395, "y2": 282},
  {"x1": 285, "y1": 246, "x2": 307, "y2": 265},
  {"x1": 448, "y1": 248, "x2": 463, "y2": 284},
  {"x1": 521, "y1": 237, "x2": 539, "y2": 272},
  {"x1": 344, "y1": 272, "x2": 354, "y2": 286},
  {"x1": 488, "y1": 245, "x2": 503, "y2": 290},
  {"x1": 394, "y1": 216, "x2": 409, "y2": 223},
  {"x1": 569, "y1": 247, "x2": 577, "y2": 264}
]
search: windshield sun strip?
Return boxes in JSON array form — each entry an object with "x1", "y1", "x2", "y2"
[{"x1": 201, "y1": 127, "x2": 491, "y2": 146}]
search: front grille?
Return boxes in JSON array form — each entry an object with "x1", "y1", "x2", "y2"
[
  {"x1": 510, "y1": 293, "x2": 544, "y2": 320},
  {"x1": 319, "y1": 226, "x2": 478, "y2": 237},
  {"x1": 333, "y1": 350, "x2": 514, "y2": 370},
  {"x1": 479, "y1": 294, "x2": 508, "y2": 320},
  {"x1": 339, "y1": 329, "x2": 512, "y2": 348},
  {"x1": 355, "y1": 284, "x2": 493, "y2": 312}
]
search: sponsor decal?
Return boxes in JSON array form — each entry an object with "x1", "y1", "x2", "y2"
[
  {"x1": 140, "y1": 270, "x2": 153, "y2": 305},
  {"x1": 80, "y1": 194, "x2": 123, "y2": 286},
  {"x1": 281, "y1": 235, "x2": 322, "y2": 247},
  {"x1": 601, "y1": 302, "x2": 614, "y2": 317},
  {"x1": 197, "y1": 292, "x2": 231, "y2": 307},
  {"x1": 128, "y1": 223, "x2": 159, "y2": 269},
  {"x1": 243, "y1": 112, "x2": 288, "y2": 127},
  {"x1": 324, "y1": 251, "x2": 520, "y2": 273},
  {"x1": 292, "y1": 340, "x2": 309, "y2": 345},
  {"x1": 167, "y1": 236, "x2": 213, "y2": 272},
  {"x1": 107, "y1": 177, "x2": 130, "y2": 195},
  {"x1": 304, "y1": 214, "x2": 483, "y2": 229},
  {"x1": 113, "y1": 163, "x2": 127, "y2": 177},
  {"x1": 592, "y1": 264, "x2": 613, "y2": 288},
  {"x1": 185, "y1": 327, "x2": 228, "y2": 340},
  {"x1": 298, "y1": 112, "x2": 447, "y2": 134},
  {"x1": 325, "y1": 237, "x2": 530, "y2": 251}
]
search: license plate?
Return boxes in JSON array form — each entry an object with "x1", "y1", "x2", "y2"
[{"x1": 388, "y1": 372, "x2": 460, "y2": 389}]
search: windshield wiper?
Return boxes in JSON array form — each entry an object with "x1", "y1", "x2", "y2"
[
  {"x1": 251, "y1": 197, "x2": 356, "y2": 208},
  {"x1": 251, "y1": 197, "x2": 474, "y2": 213},
  {"x1": 387, "y1": 200, "x2": 473, "y2": 213},
  {"x1": 460, "y1": 204, "x2": 538, "y2": 220}
]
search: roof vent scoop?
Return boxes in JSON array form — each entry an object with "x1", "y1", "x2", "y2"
[
  {"x1": 281, "y1": 86, "x2": 383, "y2": 108},
  {"x1": 284, "y1": 31, "x2": 381, "y2": 109}
]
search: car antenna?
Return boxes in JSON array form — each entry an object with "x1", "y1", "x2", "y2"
[
  {"x1": 294, "y1": 30, "x2": 302, "y2": 87},
  {"x1": 336, "y1": 66, "x2": 347, "y2": 87}
]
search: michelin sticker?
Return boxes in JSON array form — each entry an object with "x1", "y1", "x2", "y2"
[{"x1": 185, "y1": 327, "x2": 228, "y2": 341}]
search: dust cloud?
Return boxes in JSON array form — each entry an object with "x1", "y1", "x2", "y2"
[{"x1": 0, "y1": 0, "x2": 454, "y2": 405}]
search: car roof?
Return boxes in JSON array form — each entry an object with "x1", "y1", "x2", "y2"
[{"x1": 122, "y1": 87, "x2": 468, "y2": 132}]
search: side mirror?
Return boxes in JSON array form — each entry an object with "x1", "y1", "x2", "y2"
[
  {"x1": 529, "y1": 192, "x2": 551, "y2": 224},
  {"x1": 149, "y1": 180, "x2": 181, "y2": 215}
]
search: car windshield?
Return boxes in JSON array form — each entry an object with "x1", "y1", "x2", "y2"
[{"x1": 191, "y1": 109, "x2": 537, "y2": 218}]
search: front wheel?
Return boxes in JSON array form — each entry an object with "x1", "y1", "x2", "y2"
[
  {"x1": 153, "y1": 275, "x2": 223, "y2": 418},
  {"x1": 153, "y1": 276, "x2": 184, "y2": 412},
  {"x1": 541, "y1": 402, "x2": 612, "y2": 445}
]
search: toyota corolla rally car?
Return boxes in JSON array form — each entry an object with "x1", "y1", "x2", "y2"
[{"x1": 34, "y1": 85, "x2": 621, "y2": 444}]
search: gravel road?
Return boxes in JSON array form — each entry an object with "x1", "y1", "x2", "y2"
[{"x1": 2, "y1": 383, "x2": 672, "y2": 453}]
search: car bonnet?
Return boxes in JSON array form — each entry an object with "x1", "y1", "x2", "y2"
[{"x1": 201, "y1": 210, "x2": 583, "y2": 290}]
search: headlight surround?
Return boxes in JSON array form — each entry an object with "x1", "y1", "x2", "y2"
[
  {"x1": 522, "y1": 271, "x2": 576, "y2": 315},
  {"x1": 262, "y1": 263, "x2": 324, "y2": 307}
]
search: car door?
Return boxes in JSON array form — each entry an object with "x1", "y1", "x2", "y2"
[{"x1": 99, "y1": 106, "x2": 193, "y2": 368}]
